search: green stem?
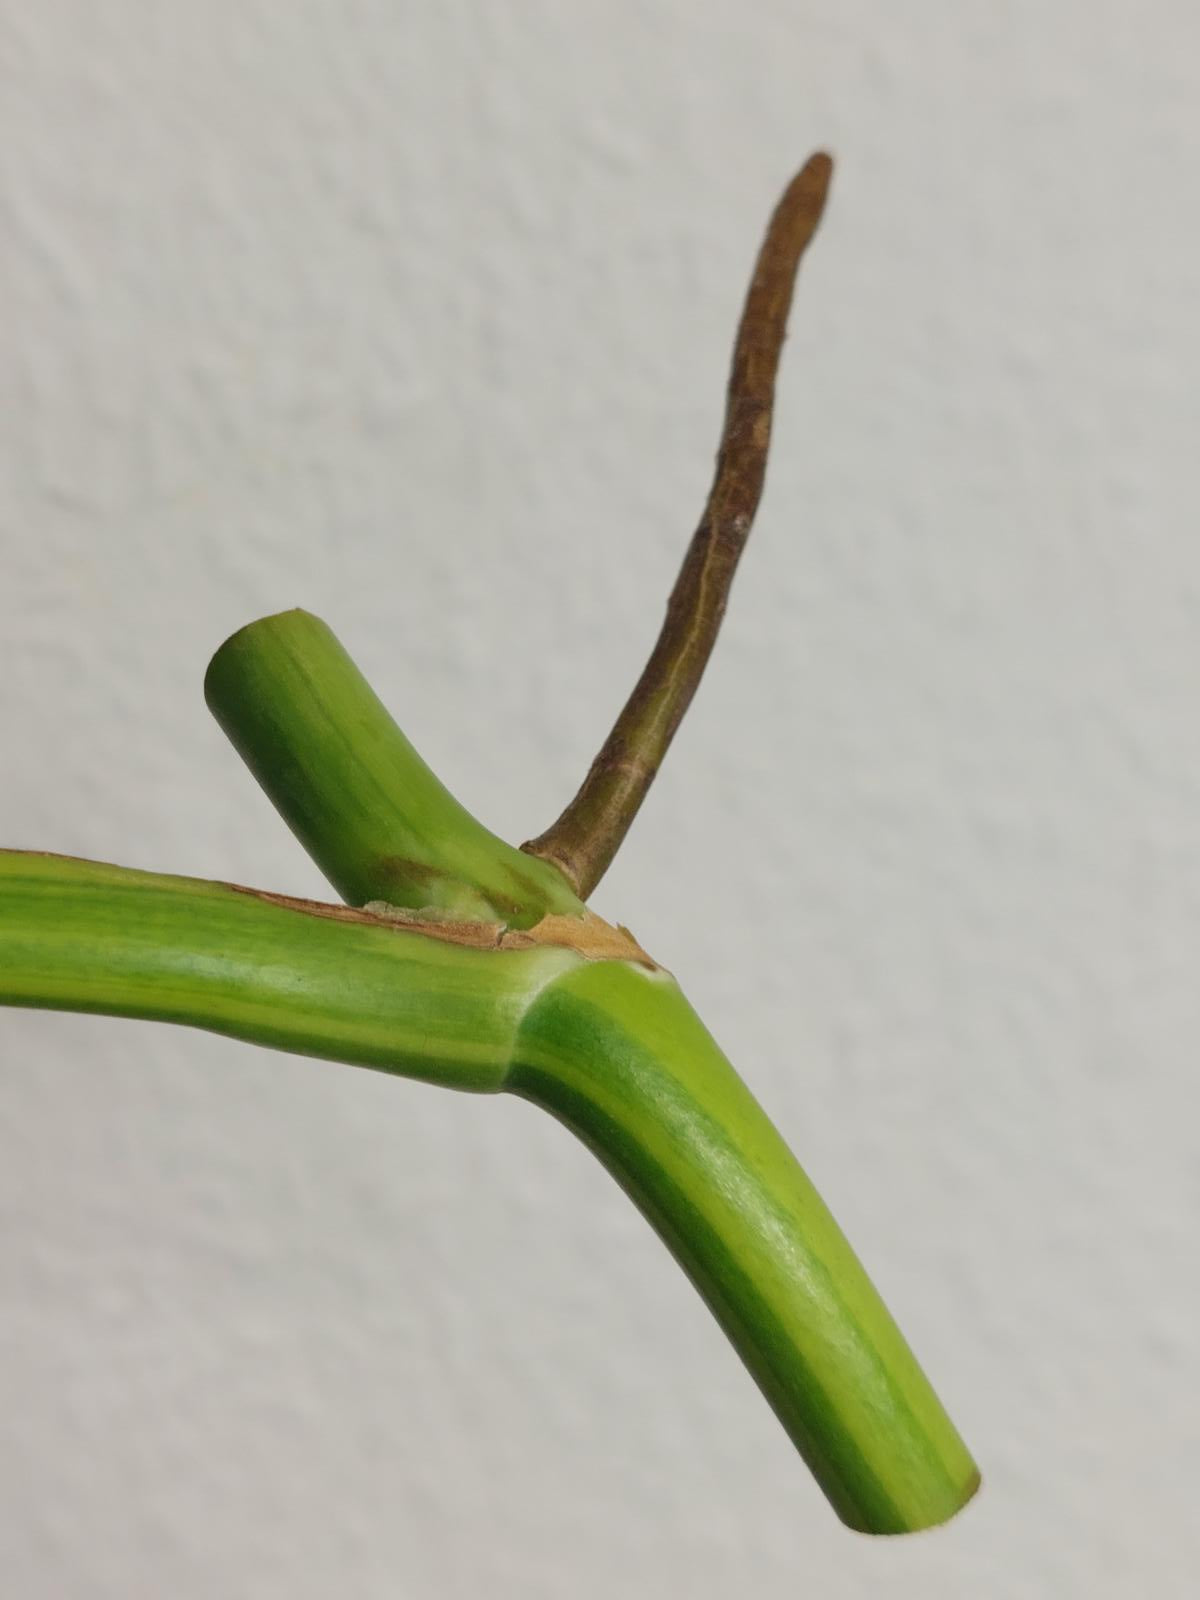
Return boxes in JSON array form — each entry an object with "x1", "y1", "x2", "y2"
[
  {"x1": 0, "y1": 848, "x2": 978, "y2": 1531},
  {"x1": 204, "y1": 609, "x2": 583, "y2": 926},
  {"x1": 511, "y1": 958, "x2": 980, "y2": 1534},
  {"x1": 0, "y1": 850, "x2": 573, "y2": 1089}
]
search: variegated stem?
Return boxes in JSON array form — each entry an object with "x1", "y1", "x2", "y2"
[{"x1": 0, "y1": 847, "x2": 978, "y2": 1531}]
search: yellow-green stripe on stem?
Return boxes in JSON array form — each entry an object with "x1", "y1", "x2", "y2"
[{"x1": 0, "y1": 851, "x2": 574, "y2": 1089}]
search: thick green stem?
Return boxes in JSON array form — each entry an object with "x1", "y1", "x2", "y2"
[
  {"x1": 0, "y1": 848, "x2": 978, "y2": 1531},
  {"x1": 204, "y1": 609, "x2": 583, "y2": 926},
  {"x1": 0, "y1": 851, "x2": 573, "y2": 1089},
  {"x1": 510, "y1": 958, "x2": 980, "y2": 1534}
]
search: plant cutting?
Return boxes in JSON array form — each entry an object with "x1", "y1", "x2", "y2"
[{"x1": 0, "y1": 153, "x2": 979, "y2": 1535}]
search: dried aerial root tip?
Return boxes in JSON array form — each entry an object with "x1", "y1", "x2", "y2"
[{"x1": 522, "y1": 151, "x2": 835, "y2": 901}]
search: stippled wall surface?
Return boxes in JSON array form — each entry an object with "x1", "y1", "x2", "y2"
[{"x1": 2, "y1": 4, "x2": 1198, "y2": 1594}]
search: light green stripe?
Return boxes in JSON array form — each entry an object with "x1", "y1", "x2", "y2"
[{"x1": 0, "y1": 851, "x2": 574, "y2": 1089}]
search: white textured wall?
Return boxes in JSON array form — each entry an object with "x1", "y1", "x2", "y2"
[{"x1": 2, "y1": 3, "x2": 1199, "y2": 1595}]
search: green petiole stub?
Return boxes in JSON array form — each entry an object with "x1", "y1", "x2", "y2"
[{"x1": 204, "y1": 609, "x2": 583, "y2": 928}]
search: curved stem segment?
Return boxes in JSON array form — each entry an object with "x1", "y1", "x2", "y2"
[
  {"x1": 0, "y1": 850, "x2": 574, "y2": 1089},
  {"x1": 522, "y1": 153, "x2": 834, "y2": 898},
  {"x1": 510, "y1": 957, "x2": 979, "y2": 1534},
  {"x1": 205, "y1": 609, "x2": 584, "y2": 926},
  {"x1": 1, "y1": 848, "x2": 977, "y2": 1530}
]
